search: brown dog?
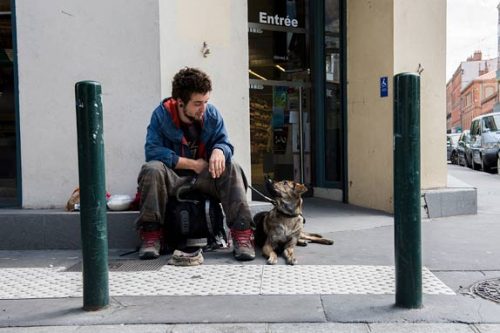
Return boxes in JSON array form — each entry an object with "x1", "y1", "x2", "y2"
[{"x1": 253, "y1": 179, "x2": 333, "y2": 265}]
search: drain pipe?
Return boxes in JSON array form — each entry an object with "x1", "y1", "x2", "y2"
[
  {"x1": 393, "y1": 73, "x2": 422, "y2": 308},
  {"x1": 75, "y1": 81, "x2": 109, "y2": 311}
]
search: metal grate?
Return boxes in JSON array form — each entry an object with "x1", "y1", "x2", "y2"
[
  {"x1": 470, "y1": 278, "x2": 500, "y2": 303},
  {"x1": 65, "y1": 259, "x2": 164, "y2": 272}
]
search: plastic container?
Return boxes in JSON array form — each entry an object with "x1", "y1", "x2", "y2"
[{"x1": 107, "y1": 195, "x2": 133, "y2": 211}]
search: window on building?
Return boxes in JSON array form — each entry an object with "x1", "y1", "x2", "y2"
[
  {"x1": 483, "y1": 86, "x2": 494, "y2": 99},
  {"x1": 465, "y1": 93, "x2": 472, "y2": 107}
]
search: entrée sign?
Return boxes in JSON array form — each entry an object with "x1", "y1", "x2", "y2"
[{"x1": 259, "y1": 12, "x2": 299, "y2": 27}]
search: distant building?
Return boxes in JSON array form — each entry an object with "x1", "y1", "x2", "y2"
[
  {"x1": 461, "y1": 70, "x2": 498, "y2": 131},
  {"x1": 446, "y1": 51, "x2": 497, "y2": 133},
  {"x1": 494, "y1": 2, "x2": 500, "y2": 113}
]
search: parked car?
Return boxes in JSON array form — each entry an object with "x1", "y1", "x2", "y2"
[
  {"x1": 469, "y1": 113, "x2": 500, "y2": 173},
  {"x1": 446, "y1": 133, "x2": 461, "y2": 164},
  {"x1": 457, "y1": 130, "x2": 472, "y2": 167},
  {"x1": 498, "y1": 150, "x2": 500, "y2": 174}
]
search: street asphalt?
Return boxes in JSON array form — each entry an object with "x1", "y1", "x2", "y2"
[{"x1": 0, "y1": 164, "x2": 499, "y2": 332}]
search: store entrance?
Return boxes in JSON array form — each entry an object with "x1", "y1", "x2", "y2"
[
  {"x1": 0, "y1": 2, "x2": 17, "y2": 207},
  {"x1": 249, "y1": 82, "x2": 311, "y2": 195},
  {"x1": 248, "y1": 0, "x2": 311, "y2": 196}
]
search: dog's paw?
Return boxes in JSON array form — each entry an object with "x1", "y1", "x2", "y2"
[
  {"x1": 286, "y1": 257, "x2": 297, "y2": 265},
  {"x1": 267, "y1": 256, "x2": 278, "y2": 265},
  {"x1": 297, "y1": 240, "x2": 308, "y2": 247}
]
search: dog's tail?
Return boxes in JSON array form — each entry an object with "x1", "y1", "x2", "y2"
[{"x1": 252, "y1": 211, "x2": 268, "y2": 247}]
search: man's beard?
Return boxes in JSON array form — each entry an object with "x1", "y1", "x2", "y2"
[{"x1": 183, "y1": 108, "x2": 199, "y2": 123}]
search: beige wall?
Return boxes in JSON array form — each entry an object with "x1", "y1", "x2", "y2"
[
  {"x1": 16, "y1": 0, "x2": 162, "y2": 208},
  {"x1": 347, "y1": 0, "x2": 447, "y2": 213},
  {"x1": 346, "y1": 0, "x2": 395, "y2": 212},
  {"x1": 16, "y1": 0, "x2": 250, "y2": 208},
  {"x1": 394, "y1": 0, "x2": 447, "y2": 190}
]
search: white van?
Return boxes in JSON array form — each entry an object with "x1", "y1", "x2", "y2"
[{"x1": 469, "y1": 113, "x2": 500, "y2": 172}]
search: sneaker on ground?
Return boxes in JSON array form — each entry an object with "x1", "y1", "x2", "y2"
[
  {"x1": 167, "y1": 249, "x2": 204, "y2": 266},
  {"x1": 139, "y1": 222, "x2": 162, "y2": 260},
  {"x1": 230, "y1": 228, "x2": 255, "y2": 261}
]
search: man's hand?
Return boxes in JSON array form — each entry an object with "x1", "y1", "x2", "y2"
[
  {"x1": 176, "y1": 157, "x2": 207, "y2": 174},
  {"x1": 209, "y1": 148, "x2": 226, "y2": 178},
  {"x1": 191, "y1": 158, "x2": 208, "y2": 175}
]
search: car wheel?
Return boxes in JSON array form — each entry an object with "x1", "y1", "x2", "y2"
[
  {"x1": 460, "y1": 155, "x2": 466, "y2": 167},
  {"x1": 466, "y1": 156, "x2": 472, "y2": 168},
  {"x1": 472, "y1": 157, "x2": 480, "y2": 170},
  {"x1": 482, "y1": 156, "x2": 493, "y2": 173},
  {"x1": 451, "y1": 151, "x2": 458, "y2": 165},
  {"x1": 497, "y1": 153, "x2": 500, "y2": 174}
]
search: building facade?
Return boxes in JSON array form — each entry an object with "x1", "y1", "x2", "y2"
[
  {"x1": 461, "y1": 71, "x2": 498, "y2": 131},
  {"x1": 0, "y1": 0, "x2": 447, "y2": 214},
  {"x1": 446, "y1": 52, "x2": 498, "y2": 133},
  {"x1": 446, "y1": 66, "x2": 463, "y2": 133},
  {"x1": 495, "y1": 2, "x2": 500, "y2": 113}
]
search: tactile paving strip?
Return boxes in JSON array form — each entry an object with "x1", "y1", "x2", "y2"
[
  {"x1": 261, "y1": 265, "x2": 454, "y2": 295},
  {"x1": 0, "y1": 265, "x2": 455, "y2": 299},
  {"x1": 65, "y1": 259, "x2": 165, "y2": 272}
]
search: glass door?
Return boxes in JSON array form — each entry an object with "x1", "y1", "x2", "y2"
[
  {"x1": 248, "y1": 0, "x2": 312, "y2": 196},
  {"x1": 0, "y1": 0, "x2": 17, "y2": 207},
  {"x1": 249, "y1": 82, "x2": 311, "y2": 194}
]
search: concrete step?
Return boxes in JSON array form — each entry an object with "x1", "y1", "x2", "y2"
[
  {"x1": 0, "y1": 201, "x2": 273, "y2": 250},
  {"x1": 421, "y1": 174, "x2": 477, "y2": 218}
]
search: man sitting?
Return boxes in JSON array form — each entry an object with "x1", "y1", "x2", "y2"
[{"x1": 135, "y1": 67, "x2": 255, "y2": 261}]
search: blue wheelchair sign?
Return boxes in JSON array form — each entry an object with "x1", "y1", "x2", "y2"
[{"x1": 380, "y1": 76, "x2": 388, "y2": 97}]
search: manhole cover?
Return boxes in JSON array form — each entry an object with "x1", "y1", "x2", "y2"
[
  {"x1": 65, "y1": 259, "x2": 165, "y2": 272},
  {"x1": 470, "y1": 278, "x2": 500, "y2": 303}
]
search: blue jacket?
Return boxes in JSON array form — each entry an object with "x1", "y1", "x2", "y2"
[{"x1": 145, "y1": 98, "x2": 234, "y2": 168}]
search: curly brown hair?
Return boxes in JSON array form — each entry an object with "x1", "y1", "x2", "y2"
[{"x1": 171, "y1": 67, "x2": 212, "y2": 104}]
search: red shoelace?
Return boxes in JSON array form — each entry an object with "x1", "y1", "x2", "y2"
[
  {"x1": 231, "y1": 229, "x2": 254, "y2": 248},
  {"x1": 141, "y1": 230, "x2": 161, "y2": 247}
]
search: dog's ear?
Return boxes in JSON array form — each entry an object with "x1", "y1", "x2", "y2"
[{"x1": 265, "y1": 177, "x2": 279, "y2": 198}]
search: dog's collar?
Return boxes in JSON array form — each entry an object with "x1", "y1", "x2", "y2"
[{"x1": 275, "y1": 206, "x2": 302, "y2": 218}]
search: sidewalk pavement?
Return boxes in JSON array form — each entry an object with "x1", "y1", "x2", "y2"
[{"x1": 1, "y1": 166, "x2": 500, "y2": 332}]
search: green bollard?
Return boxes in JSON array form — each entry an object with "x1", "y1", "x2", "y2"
[
  {"x1": 393, "y1": 73, "x2": 422, "y2": 308},
  {"x1": 75, "y1": 81, "x2": 109, "y2": 311}
]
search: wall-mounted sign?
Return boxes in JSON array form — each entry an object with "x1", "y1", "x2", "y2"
[
  {"x1": 259, "y1": 12, "x2": 299, "y2": 27},
  {"x1": 380, "y1": 76, "x2": 388, "y2": 97}
]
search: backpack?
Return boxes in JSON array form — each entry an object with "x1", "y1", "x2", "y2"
[{"x1": 164, "y1": 188, "x2": 228, "y2": 252}]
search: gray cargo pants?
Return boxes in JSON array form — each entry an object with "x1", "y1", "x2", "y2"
[{"x1": 136, "y1": 160, "x2": 252, "y2": 231}]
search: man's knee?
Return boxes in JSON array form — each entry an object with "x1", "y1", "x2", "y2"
[
  {"x1": 138, "y1": 161, "x2": 167, "y2": 184},
  {"x1": 223, "y1": 161, "x2": 248, "y2": 188},
  {"x1": 142, "y1": 160, "x2": 166, "y2": 173}
]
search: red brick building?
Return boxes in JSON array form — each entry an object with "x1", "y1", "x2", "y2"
[
  {"x1": 446, "y1": 51, "x2": 498, "y2": 133},
  {"x1": 461, "y1": 71, "x2": 498, "y2": 131},
  {"x1": 447, "y1": 67, "x2": 462, "y2": 131}
]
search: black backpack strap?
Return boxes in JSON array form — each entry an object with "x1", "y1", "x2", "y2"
[{"x1": 204, "y1": 198, "x2": 214, "y2": 236}]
